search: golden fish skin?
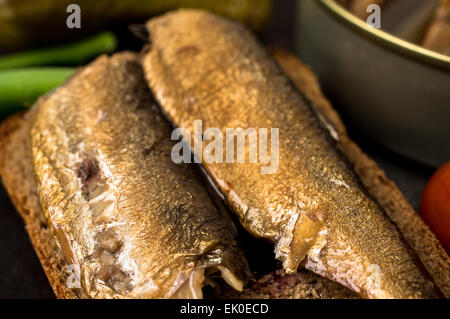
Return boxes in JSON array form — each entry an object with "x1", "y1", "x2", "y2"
[
  {"x1": 142, "y1": 10, "x2": 442, "y2": 298},
  {"x1": 30, "y1": 52, "x2": 248, "y2": 298}
]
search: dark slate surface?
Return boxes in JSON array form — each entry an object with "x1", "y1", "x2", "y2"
[
  {"x1": 0, "y1": 0, "x2": 435, "y2": 298},
  {"x1": 0, "y1": 185, "x2": 54, "y2": 298}
]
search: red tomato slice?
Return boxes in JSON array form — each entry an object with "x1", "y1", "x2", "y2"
[{"x1": 420, "y1": 162, "x2": 450, "y2": 253}]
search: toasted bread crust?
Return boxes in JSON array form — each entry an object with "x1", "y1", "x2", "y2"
[{"x1": 0, "y1": 49, "x2": 448, "y2": 298}]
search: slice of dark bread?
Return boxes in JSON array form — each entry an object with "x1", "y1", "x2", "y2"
[{"x1": 0, "y1": 49, "x2": 448, "y2": 299}]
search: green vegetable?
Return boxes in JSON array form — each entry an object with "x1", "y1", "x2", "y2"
[
  {"x1": 0, "y1": 32, "x2": 117, "y2": 69},
  {"x1": 0, "y1": 67, "x2": 75, "y2": 117}
]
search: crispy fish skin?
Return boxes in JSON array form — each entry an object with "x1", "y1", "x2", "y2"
[
  {"x1": 30, "y1": 52, "x2": 248, "y2": 298},
  {"x1": 142, "y1": 10, "x2": 442, "y2": 298}
]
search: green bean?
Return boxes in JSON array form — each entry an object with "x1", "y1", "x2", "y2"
[
  {"x1": 0, "y1": 32, "x2": 117, "y2": 69},
  {"x1": 0, "y1": 67, "x2": 75, "y2": 117}
]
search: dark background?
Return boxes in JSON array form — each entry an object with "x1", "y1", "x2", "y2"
[{"x1": 0, "y1": 1, "x2": 435, "y2": 298}]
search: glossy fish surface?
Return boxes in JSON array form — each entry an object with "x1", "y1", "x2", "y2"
[
  {"x1": 142, "y1": 10, "x2": 442, "y2": 298},
  {"x1": 30, "y1": 52, "x2": 248, "y2": 298}
]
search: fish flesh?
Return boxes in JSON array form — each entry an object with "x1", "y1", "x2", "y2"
[
  {"x1": 422, "y1": 0, "x2": 450, "y2": 56},
  {"x1": 30, "y1": 52, "x2": 248, "y2": 298},
  {"x1": 142, "y1": 10, "x2": 442, "y2": 298}
]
